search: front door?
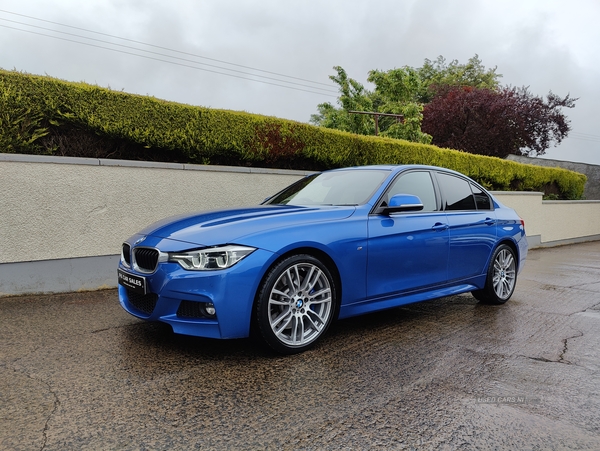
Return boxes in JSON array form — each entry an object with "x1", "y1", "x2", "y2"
[{"x1": 367, "y1": 170, "x2": 449, "y2": 298}]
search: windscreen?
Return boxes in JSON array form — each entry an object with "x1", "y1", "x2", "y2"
[{"x1": 265, "y1": 169, "x2": 389, "y2": 206}]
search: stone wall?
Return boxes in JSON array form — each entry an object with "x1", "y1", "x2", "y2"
[{"x1": 507, "y1": 155, "x2": 600, "y2": 200}]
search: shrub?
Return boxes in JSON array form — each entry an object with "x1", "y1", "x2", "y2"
[{"x1": 0, "y1": 69, "x2": 587, "y2": 199}]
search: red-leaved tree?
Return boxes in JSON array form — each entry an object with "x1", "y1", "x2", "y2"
[{"x1": 421, "y1": 86, "x2": 576, "y2": 158}]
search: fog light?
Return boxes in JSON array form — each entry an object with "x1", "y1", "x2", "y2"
[{"x1": 204, "y1": 302, "x2": 216, "y2": 318}]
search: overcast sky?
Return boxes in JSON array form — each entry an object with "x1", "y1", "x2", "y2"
[{"x1": 1, "y1": 0, "x2": 599, "y2": 165}]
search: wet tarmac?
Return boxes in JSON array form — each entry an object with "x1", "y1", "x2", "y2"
[{"x1": 1, "y1": 241, "x2": 600, "y2": 450}]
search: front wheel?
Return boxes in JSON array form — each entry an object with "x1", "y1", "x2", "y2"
[
  {"x1": 472, "y1": 244, "x2": 517, "y2": 305},
  {"x1": 255, "y1": 254, "x2": 337, "y2": 354}
]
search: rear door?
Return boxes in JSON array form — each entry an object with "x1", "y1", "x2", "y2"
[{"x1": 435, "y1": 172, "x2": 497, "y2": 281}]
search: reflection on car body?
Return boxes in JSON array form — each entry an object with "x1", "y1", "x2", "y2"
[{"x1": 118, "y1": 165, "x2": 527, "y2": 354}]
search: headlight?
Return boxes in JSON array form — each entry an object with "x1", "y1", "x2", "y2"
[{"x1": 168, "y1": 245, "x2": 256, "y2": 271}]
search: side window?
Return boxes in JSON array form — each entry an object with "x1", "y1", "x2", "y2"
[
  {"x1": 385, "y1": 171, "x2": 437, "y2": 212},
  {"x1": 471, "y1": 183, "x2": 492, "y2": 210},
  {"x1": 437, "y1": 173, "x2": 476, "y2": 211}
]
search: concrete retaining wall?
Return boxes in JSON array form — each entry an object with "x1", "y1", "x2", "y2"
[
  {"x1": 2, "y1": 154, "x2": 599, "y2": 296},
  {"x1": 491, "y1": 191, "x2": 600, "y2": 247},
  {"x1": 0, "y1": 154, "x2": 310, "y2": 265}
]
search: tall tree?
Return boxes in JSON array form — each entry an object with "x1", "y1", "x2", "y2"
[
  {"x1": 311, "y1": 55, "x2": 501, "y2": 145},
  {"x1": 310, "y1": 66, "x2": 432, "y2": 143},
  {"x1": 416, "y1": 55, "x2": 501, "y2": 102},
  {"x1": 310, "y1": 66, "x2": 374, "y2": 136},
  {"x1": 421, "y1": 86, "x2": 576, "y2": 157}
]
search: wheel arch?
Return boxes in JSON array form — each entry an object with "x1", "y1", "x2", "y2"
[
  {"x1": 250, "y1": 246, "x2": 343, "y2": 327},
  {"x1": 495, "y1": 238, "x2": 520, "y2": 271}
]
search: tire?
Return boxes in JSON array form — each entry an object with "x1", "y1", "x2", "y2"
[
  {"x1": 472, "y1": 244, "x2": 517, "y2": 305},
  {"x1": 255, "y1": 254, "x2": 337, "y2": 354}
]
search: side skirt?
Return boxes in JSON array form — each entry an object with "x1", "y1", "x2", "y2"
[{"x1": 338, "y1": 277, "x2": 486, "y2": 319}]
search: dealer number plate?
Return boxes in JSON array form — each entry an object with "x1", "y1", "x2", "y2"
[{"x1": 118, "y1": 269, "x2": 147, "y2": 295}]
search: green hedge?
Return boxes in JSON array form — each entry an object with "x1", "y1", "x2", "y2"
[{"x1": 0, "y1": 69, "x2": 586, "y2": 199}]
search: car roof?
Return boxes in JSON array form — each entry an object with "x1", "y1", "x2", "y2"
[{"x1": 326, "y1": 164, "x2": 460, "y2": 175}]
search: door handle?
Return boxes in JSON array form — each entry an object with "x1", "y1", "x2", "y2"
[
  {"x1": 432, "y1": 222, "x2": 449, "y2": 231},
  {"x1": 484, "y1": 218, "x2": 496, "y2": 225}
]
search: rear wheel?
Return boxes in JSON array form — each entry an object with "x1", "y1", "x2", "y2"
[
  {"x1": 255, "y1": 254, "x2": 337, "y2": 354},
  {"x1": 472, "y1": 244, "x2": 517, "y2": 305}
]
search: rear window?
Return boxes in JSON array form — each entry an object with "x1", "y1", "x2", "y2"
[
  {"x1": 437, "y1": 173, "x2": 476, "y2": 211},
  {"x1": 471, "y1": 183, "x2": 492, "y2": 210}
]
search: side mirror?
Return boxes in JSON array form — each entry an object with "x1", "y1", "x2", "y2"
[{"x1": 383, "y1": 194, "x2": 424, "y2": 215}]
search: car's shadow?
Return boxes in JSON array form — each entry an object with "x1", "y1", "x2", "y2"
[{"x1": 118, "y1": 293, "x2": 500, "y2": 367}]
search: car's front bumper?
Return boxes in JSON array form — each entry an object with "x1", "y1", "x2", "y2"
[{"x1": 118, "y1": 248, "x2": 275, "y2": 339}]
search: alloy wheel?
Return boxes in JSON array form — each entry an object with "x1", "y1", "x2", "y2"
[
  {"x1": 492, "y1": 247, "x2": 516, "y2": 300},
  {"x1": 267, "y1": 261, "x2": 333, "y2": 348}
]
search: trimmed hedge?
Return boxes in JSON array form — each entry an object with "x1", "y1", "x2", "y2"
[{"x1": 0, "y1": 69, "x2": 586, "y2": 198}]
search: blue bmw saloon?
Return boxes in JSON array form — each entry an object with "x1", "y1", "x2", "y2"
[{"x1": 118, "y1": 165, "x2": 527, "y2": 354}]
